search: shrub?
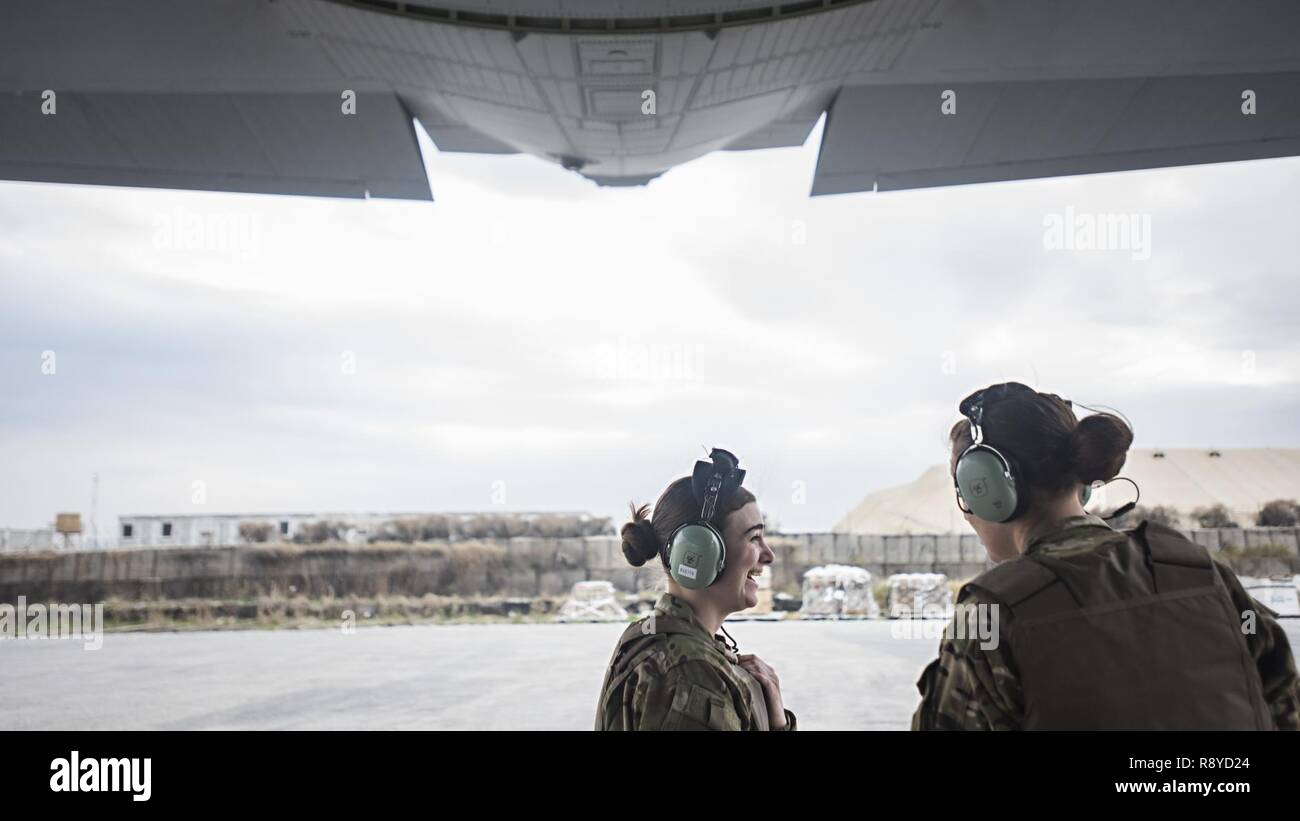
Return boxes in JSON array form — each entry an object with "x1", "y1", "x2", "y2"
[
  {"x1": 459, "y1": 514, "x2": 528, "y2": 539},
  {"x1": 1113, "y1": 505, "x2": 1181, "y2": 529},
  {"x1": 1191, "y1": 504, "x2": 1238, "y2": 529},
  {"x1": 368, "y1": 518, "x2": 423, "y2": 543},
  {"x1": 293, "y1": 520, "x2": 348, "y2": 544},
  {"x1": 238, "y1": 522, "x2": 273, "y2": 543},
  {"x1": 1256, "y1": 499, "x2": 1300, "y2": 527},
  {"x1": 367, "y1": 513, "x2": 613, "y2": 542}
]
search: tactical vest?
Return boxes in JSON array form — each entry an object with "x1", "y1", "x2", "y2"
[
  {"x1": 966, "y1": 521, "x2": 1272, "y2": 730},
  {"x1": 594, "y1": 614, "x2": 769, "y2": 731}
]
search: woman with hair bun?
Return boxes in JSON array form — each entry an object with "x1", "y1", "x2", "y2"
[
  {"x1": 914, "y1": 382, "x2": 1298, "y2": 730},
  {"x1": 594, "y1": 448, "x2": 795, "y2": 731}
]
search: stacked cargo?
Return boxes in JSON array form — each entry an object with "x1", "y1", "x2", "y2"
[
  {"x1": 555, "y1": 580, "x2": 629, "y2": 622},
  {"x1": 799, "y1": 564, "x2": 879, "y2": 618},
  {"x1": 887, "y1": 573, "x2": 954, "y2": 619}
]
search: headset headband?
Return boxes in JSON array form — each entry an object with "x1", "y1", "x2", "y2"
[
  {"x1": 691, "y1": 448, "x2": 745, "y2": 522},
  {"x1": 960, "y1": 383, "x2": 1038, "y2": 446}
]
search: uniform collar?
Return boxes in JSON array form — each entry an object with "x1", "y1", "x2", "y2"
[
  {"x1": 654, "y1": 592, "x2": 710, "y2": 633},
  {"x1": 1023, "y1": 513, "x2": 1116, "y2": 556},
  {"x1": 653, "y1": 593, "x2": 739, "y2": 662}
]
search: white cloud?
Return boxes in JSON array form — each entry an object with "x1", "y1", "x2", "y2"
[{"x1": 2, "y1": 136, "x2": 1299, "y2": 533}]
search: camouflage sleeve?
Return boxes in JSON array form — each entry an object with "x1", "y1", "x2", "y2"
[
  {"x1": 629, "y1": 659, "x2": 747, "y2": 731},
  {"x1": 912, "y1": 589, "x2": 1023, "y2": 731},
  {"x1": 1214, "y1": 561, "x2": 1300, "y2": 731}
]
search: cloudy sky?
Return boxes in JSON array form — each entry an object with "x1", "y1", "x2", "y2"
[{"x1": 2, "y1": 122, "x2": 1299, "y2": 536}]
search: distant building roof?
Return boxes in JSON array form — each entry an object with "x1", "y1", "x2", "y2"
[{"x1": 835, "y1": 448, "x2": 1300, "y2": 534}]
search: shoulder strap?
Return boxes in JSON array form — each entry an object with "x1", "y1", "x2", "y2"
[
  {"x1": 1130, "y1": 521, "x2": 1216, "y2": 593},
  {"x1": 1134, "y1": 521, "x2": 1212, "y2": 567},
  {"x1": 963, "y1": 555, "x2": 1059, "y2": 610}
]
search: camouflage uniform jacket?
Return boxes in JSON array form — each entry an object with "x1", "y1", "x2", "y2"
[
  {"x1": 595, "y1": 593, "x2": 797, "y2": 731},
  {"x1": 912, "y1": 515, "x2": 1300, "y2": 730}
]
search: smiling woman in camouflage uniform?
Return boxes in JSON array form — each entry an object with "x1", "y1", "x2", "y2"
[
  {"x1": 594, "y1": 452, "x2": 795, "y2": 731},
  {"x1": 914, "y1": 383, "x2": 1299, "y2": 731}
]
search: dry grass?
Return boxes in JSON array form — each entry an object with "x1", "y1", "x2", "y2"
[
  {"x1": 101, "y1": 592, "x2": 569, "y2": 631},
  {"x1": 1216, "y1": 544, "x2": 1300, "y2": 577}
]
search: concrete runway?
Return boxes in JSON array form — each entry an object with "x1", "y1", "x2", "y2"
[{"x1": 4, "y1": 619, "x2": 1298, "y2": 730}]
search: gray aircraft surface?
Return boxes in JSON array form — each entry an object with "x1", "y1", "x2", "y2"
[{"x1": 2, "y1": 0, "x2": 1298, "y2": 200}]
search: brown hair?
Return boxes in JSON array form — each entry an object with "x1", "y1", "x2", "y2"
[
  {"x1": 949, "y1": 382, "x2": 1134, "y2": 497},
  {"x1": 621, "y1": 477, "x2": 757, "y2": 570}
]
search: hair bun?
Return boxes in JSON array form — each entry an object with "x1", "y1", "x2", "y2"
[
  {"x1": 1071, "y1": 413, "x2": 1134, "y2": 484},
  {"x1": 620, "y1": 503, "x2": 660, "y2": 567}
]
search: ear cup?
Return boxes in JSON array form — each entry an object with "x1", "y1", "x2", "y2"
[
  {"x1": 666, "y1": 522, "x2": 726, "y2": 589},
  {"x1": 955, "y1": 445, "x2": 1022, "y2": 523},
  {"x1": 1080, "y1": 482, "x2": 1093, "y2": 508}
]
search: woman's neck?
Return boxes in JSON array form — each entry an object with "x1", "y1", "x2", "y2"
[
  {"x1": 1012, "y1": 492, "x2": 1089, "y2": 555},
  {"x1": 667, "y1": 583, "x2": 728, "y2": 635}
]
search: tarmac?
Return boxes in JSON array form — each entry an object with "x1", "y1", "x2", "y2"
[{"x1": 4, "y1": 619, "x2": 1298, "y2": 730}]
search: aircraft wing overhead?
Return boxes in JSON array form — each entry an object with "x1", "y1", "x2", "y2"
[
  {"x1": 812, "y1": 73, "x2": 1300, "y2": 195},
  {"x1": 2, "y1": 0, "x2": 1299, "y2": 198},
  {"x1": 0, "y1": 90, "x2": 432, "y2": 200}
]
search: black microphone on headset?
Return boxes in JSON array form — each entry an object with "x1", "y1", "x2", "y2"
[{"x1": 1089, "y1": 476, "x2": 1140, "y2": 521}]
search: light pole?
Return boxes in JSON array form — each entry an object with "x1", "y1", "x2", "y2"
[{"x1": 90, "y1": 472, "x2": 99, "y2": 549}]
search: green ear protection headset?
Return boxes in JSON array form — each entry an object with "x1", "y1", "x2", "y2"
[
  {"x1": 953, "y1": 384, "x2": 1108, "y2": 523},
  {"x1": 953, "y1": 385, "x2": 1031, "y2": 523},
  {"x1": 664, "y1": 448, "x2": 746, "y2": 590}
]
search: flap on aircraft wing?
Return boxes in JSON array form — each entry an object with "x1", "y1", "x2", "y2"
[
  {"x1": 812, "y1": 73, "x2": 1300, "y2": 195},
  {"x1": 0, "y1": 91, "x2": 432, "y2": 200}
]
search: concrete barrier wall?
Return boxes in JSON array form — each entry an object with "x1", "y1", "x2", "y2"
[
  {"x1": 1185, "y1": 527, "x2": 1300, "y2": 552},
  {"x1": 0, "y1": 538, "x2": 666, "y2": 603},
  {"x1": 767, "y1": 533, "x2": 992, "y2": 591},
  {"x1": 2, "y1": 527, "x2": 1298, "y2": 602}
]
